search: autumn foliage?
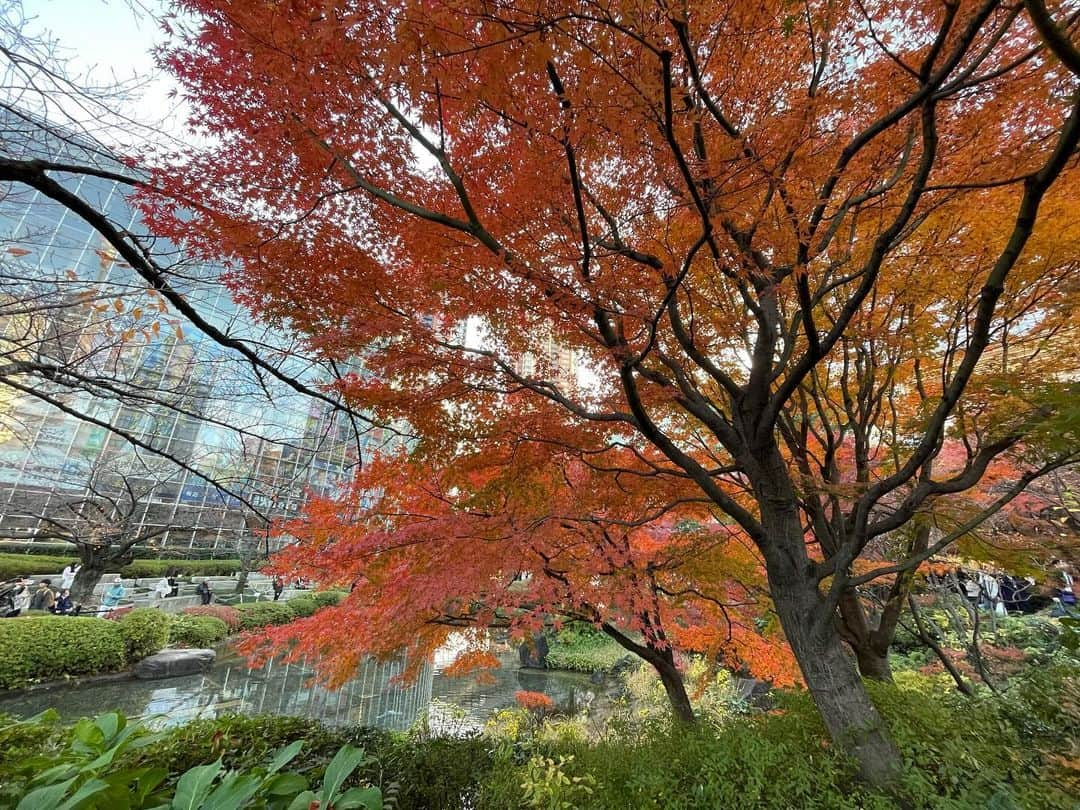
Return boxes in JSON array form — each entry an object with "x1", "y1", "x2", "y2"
[{"x1": 149, "y1": 0, "x2": 1080, "y2": 784}]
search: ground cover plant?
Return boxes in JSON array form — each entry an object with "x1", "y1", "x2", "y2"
[{"x1": 0, "y1": 665, "x2": 1076, "y2": 808}]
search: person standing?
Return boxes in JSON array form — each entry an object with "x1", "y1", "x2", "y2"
[
  {"x1": 272, "y1": 576, "x2": 284, "y2": 601},
  {"x1": 29, "y1": 579, "x2": 56, "y2": 612},
  {"x1": 9, "y1": 579, "x2": 31, "y2": 616},
  {"x1": 196, "y1": 580, "x2": 213, "y2": 605},
  {"x1": 60, "y1": 563, "x2": 81, "y2": 591}
]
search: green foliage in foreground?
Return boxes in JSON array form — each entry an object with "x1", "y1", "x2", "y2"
[
  {"x1": 0, "y1": 552, "x2": 242, "y2": 581},
  {"x1": 0, "y1": 616, "x2": 127, "y2": 690},
  {"x1": 0, "y1": 711, "x2": 381, "y2": 810},
  {"x1": 0, "y1": 666, "x2": 1074, "y2": 808},
  {"x1": 545, "y1": 623, "x2": 630, "y2": 673}
]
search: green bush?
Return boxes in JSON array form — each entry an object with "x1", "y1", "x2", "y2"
[
  {"x1": 117, "y1": 608, "x2": 172, "y2": 662},
  {"x1": 0, "y1": 616, "x2": 127, "y2": 690},
  {"x1": 286, "y1": 595, "x2": 318, "y2": 617},
  {"x1": 546, "y1": 624, "x2": 629, "y2": 673},
  {"x1": 233, "y1": 601, "x2": 296, "y2": 629},
  {"x1": 181, "y1": 604, "x2": 241, "y2": 632},
  {"x1": 120, "y1": 559, "x2": 241, "y2": 578},
  {"x1": 168, "y1": 615, "x2": 229, "y2": 647},
  {"x1": 311, "y1": 590, "x2": 347, "y2": 608},
  {"x1": 0, "y1": 553, "x2": 242, "y2": 581}
]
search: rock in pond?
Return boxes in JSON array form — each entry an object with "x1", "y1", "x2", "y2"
[{"x1": 134, "y1": 649, "x2": 216, "y2": 680}]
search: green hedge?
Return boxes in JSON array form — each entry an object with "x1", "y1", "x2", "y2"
[
  {"x1": 117, "y1": 609, "x2": 172, "y2": 661},
  {"x1": 168, "y1": 615, "x2": 229, "y2": 647},
  {"x1": 233, "y1": 601, "x2": 295, "y2": 630},
  {"x1": 285, "y1": 595, "x2": 317, "y2": 617},
  {"x1": 546, "y1": 624, "x2": 630, "y2": 673},
  {"x1": 0, "y1": 553, "x2": 242, "y2": 581},
  {"x1": 181, "y1": 605, "x2": 241, "y2": 633},
  {"x1": 0, "y1": 616, "x2": 126, "y2": 690},
  {"x1": 311, "y1": 590, "x2": 346, "y2": 608}
]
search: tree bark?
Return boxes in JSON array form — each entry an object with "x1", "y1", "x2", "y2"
[
  {"x1": 772, "y1": 578, "x2": 902, "y2": 787},
  {"x1": 70, "y1": 556, "x2": 106, "y2": 605},
  {"x1": 601, "y1": 623, "x2": 696, "y2": 723},
  {"x1": 754, "y1": 461, "x2": 902, "y2": 788}
]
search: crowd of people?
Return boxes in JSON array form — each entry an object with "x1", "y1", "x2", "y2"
[{"x1": 1, "y1": 564, "x2": 218, "y2": 618}]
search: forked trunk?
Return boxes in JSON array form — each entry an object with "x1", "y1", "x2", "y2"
[
  {"x1": 853, "y1": 645, "x2": 893, "y2": 682},
  {"x1": 755, "y1": 464, "x2": 902, "y2": 788},
  {"x1": 773, "y1": 580, "x2": 902, "y2": 788}
]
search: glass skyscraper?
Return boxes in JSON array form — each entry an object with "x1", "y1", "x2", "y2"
[{"x1": 0, "y1": 116, "x2": 390, "y2": 553}]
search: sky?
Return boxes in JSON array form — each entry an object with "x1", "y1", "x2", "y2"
[{"x1": 21, "y1": 0, "x2": 185, "y2": 141}]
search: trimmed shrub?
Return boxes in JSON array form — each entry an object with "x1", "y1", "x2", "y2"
[
  {"x1": 168, "y1": 615, "x2": 229, "y2": 647},
  {"x1": 0, "y1": 553, "x2": 242, "y2": 581},
  {"x1": 233, "y1": 601, "x2": 295, "y2": 629},
  {"x1": 181, "y1": 605, "x2": 241, "y2": 633},
  {"x1": 121, "y1": 559, "x2": 241, "y2": 578},
  {"x1": 0, "y1": 616, "x2": 126, "y2": 690},
  {"x1": 286, "y1": 595, "x2": 317, "y2": 618},
  {"x1": 116, "y1": 608, "x2": 172, "y2": 662},
  {"x1": 311, "y1": 590, "x2": 346, "y2": 608}
]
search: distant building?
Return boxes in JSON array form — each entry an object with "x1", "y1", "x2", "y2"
[{"x1": 0, "y1": 116, "x2": 393, "y2": 553}]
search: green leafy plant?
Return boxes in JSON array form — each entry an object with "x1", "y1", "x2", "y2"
[
  {"x1": 285, "y1": 595, "x2": 317, "y2": 618},
  {"x1": 311, "y1": 591, "x2": 347, "y2": 608},
  {"x1": 0, "y1": 616, "x2": 127, "y2": 690},
  {"x1": 6, "y1": 712, "x2": 382, "y2": 810},
  {"x1": 168, "y1": 615, "x2": 229, "y2": 647},
  {"x1": 181, "y1": 605, "x2": 242, "y2": 633},
  {"x1": 117, "y1": 609, "x2": 173, "y2": 662},
  {"x1": 233, "y1": 602, "x2": 295, "y2": 630},
  {"x1": 519, "y1": 755, "x2": 594, "y2": 810}
]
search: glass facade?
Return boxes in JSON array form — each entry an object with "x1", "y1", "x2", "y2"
[{"x1": 0, "y1": 121, "x2": 392, "y2": 553}]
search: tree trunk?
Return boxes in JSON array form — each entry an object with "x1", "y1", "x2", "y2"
[
  {"x1": 601, "y1": 623, "x2": 696, "y2": 723},
  {"x1": 652, "y1": 647, "x2": 695, "y2": 724},
  {"x1": 773, "y1": 580, "x2": 902, "y2": 787},
  {"x1": 70, "y1": 557, "x2": 106, "y2": 605},
  {"x1": 753, "y1": 457, "x2": 902, "y2": 788},
  {"x1": 853, "y1": 644, "x2": 893, "y2": 682}
]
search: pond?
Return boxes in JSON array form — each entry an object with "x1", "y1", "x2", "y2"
[{"x1": 0, "y1": 644, "x2": 607, "y2": 733}]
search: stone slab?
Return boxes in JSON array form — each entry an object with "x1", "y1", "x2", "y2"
[{"x1": 134, "y1": 648, "x2": 216, "y2": 680}]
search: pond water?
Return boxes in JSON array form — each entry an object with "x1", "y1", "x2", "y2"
[{"x1": 0, "y1": 645, "x2": 606, "y2": 734}]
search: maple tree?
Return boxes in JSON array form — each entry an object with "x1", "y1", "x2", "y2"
[{"x1": 149, "y1": 0, "x2": 1080, "y2": 785}]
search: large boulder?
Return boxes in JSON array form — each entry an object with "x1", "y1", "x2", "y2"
[{"x1": 133, "y1": 648, "x2": 216, "y2": 680}]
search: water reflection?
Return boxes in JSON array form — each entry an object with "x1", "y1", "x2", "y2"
[{"x1": 0, "y1": 648, "x2": 605, "y2": 733}]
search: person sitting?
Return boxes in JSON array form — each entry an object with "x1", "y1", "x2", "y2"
[
  {"x1": 167, "y1": 575, "x2": 179, "y2": 597},
  {"x1": 52, "y1": 589, "x2": 75, "y2": 615},
  {"x1": 100, "y1": 578, "x2": 126, "y2": 610},
  {"x1": 272, "y1": 576, "x2": 284, "y2": 601},
  {"x1": 28, "y1": 579, "x2": 56, "y2": 612},
  {"x1": 154, "y1": 577, "x2": 171, "y2": 600},
  {"x1": 196, "y1": 580, "x2": 213, "y2": 605}
]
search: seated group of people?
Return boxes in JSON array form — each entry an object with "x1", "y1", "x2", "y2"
[{"x1": 9, "y1": 575, "x2": 77, "y2": 616}]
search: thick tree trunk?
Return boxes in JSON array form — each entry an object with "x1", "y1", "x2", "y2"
[
  {"x1": 70, "y1": 558, "x2": 106, "y2": 606},
  {"x1": 753, "y1": 454, "x2": 902, "y2": 788},
  {"x1": 853, "y1": 644, "x2": 893, "y2": 682},
  {"x1": 773, "y1": 581, "x2": 902, "y2": 787}
]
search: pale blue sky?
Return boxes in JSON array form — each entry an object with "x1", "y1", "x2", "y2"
[{"x1": 22, "y1": 0, "x2": 184, "y2": 139}]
